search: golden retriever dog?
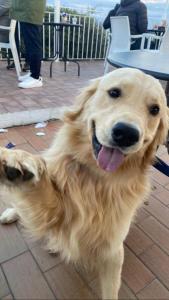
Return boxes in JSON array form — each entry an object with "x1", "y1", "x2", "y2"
[{"x1": 0, "y1": 68, "x2": 168, "y2": 299}]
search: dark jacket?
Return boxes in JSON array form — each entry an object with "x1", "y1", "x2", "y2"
[
  {"x1": 103, "y1": 0, "x2": 148, "y2": 35},
  {"x1": 10, "y1": 0, "x2": 46, "y2": 25}
]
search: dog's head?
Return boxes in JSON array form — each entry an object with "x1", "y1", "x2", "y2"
[{"x1": 65, "y1": 68, "x2": 169, "y2": 173}]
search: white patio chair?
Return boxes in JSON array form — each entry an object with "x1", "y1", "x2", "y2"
[
  {"x1": 159, "y1": 26, "x2": 169, "y2": 53},
  {"x1": 0, "y1": 19, "x2": 21, "y2": 78},
  {"x1": 104, "y1": 16, "x2": 162, "y2": 74}
]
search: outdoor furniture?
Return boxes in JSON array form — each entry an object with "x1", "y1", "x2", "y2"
[
  {"x1": 147, "y1": 28, "x2": 165, "y2": 36},
  {"x1": 0, "y1": 19, "x2": 21, "y2": 78},
  {"x1": 107, "y1": 51, "x2": 169, "y2": 105},
  {"x1": 104, "y1": 16, "x2": 161, "y2": 74},
  {"x1": 43, "y1": 22, "x2": 83, "y2": 77}
]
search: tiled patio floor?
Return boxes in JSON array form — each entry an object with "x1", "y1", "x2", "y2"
[
  {"x1": 0, "y1": 60, "x2": 104, "y2": 128},
  {"x1": 0, "y1": 121, "x2": 169, "y2": 299}
]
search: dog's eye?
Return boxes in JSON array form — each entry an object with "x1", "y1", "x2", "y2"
[
  {"x1": 149, "y1": 104, "x2": 160, "y2": 116},
  {"x1": 108, "y1": 88, "x2": 121, "y2": 98}
]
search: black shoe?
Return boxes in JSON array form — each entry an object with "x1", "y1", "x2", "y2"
[
  {"x1": 6, "y1": 62, "x2": 15, "y2": 70},
  {"x1": 22, "y1": 62, "x2": 30, "y2": 72},
  {"x1": 6, "y1": 62, "x2": 22, "y2": 70}
]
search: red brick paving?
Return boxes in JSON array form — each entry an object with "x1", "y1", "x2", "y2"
[{"x1": 0, "y1": 61, "x2": 104, "y2": 116}]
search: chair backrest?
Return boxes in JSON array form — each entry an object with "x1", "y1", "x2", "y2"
[
  {"x1": 0, "y1": 19, "x2": 16, "y2": 46},
  {"x1": 160, "y1": 27, "x2": 169, "y2": 53},
  {"x1": 109, "y1": 16, "x2": 131, "y2": 52}
]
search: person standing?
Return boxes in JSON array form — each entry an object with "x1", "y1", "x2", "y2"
[
  {"x1": 10, "y1": 0, "x2": 46, "y2": 88},
  {"x1": 103, "y1": 0, "x2": 148, "y2": 50}
]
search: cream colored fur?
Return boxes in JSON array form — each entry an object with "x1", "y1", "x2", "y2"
[{"x1": 0, "y1": 68, "x2": 169, "y2": 299}]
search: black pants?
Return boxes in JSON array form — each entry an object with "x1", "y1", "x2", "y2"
[
  {"x1": 130, "y1": 38, "x2": 142, "y2": 50},
  {"x1": 20, "y1": 22, "x2": 42, "y2": 79}
]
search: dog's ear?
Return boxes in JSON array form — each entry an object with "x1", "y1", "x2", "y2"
[
  {"x1": 142, "y1": 107, "x2": 169, "y2": 167},
  {"x1": 64, "y1": 77, "x2": 101, "y2": 123}
]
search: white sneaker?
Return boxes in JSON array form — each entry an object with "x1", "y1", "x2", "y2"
[
  {"x1": 18, "y1": 72, "x2": 31, "y2": 82},
  {"x1": 18, "y1": 76, "x2": 43, "y2": 89}
]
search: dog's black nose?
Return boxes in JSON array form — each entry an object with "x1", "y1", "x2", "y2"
[{"x1": 112, "y1": 122, "x2": 139, "y2": 147}]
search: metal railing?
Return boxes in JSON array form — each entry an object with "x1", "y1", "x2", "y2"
[
  {"x1": 0, "y1": 9, "x2": 160, "y2": 61},
  {"x1": 43, "y1": 11, "x2": 109, "y2": 60}
]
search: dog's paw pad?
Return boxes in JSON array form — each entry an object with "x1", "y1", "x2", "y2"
[
  {"x1": 4, "y1": 166, "x2": 35, "y2": 182},
  {"x1": 22, "y1": 169, "x2": 34, "y2": 181},
  {"x1": 0, "y1": 208, "x2": 19, "y2": 224}
]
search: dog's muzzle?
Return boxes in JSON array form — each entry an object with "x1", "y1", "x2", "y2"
[{"x1": 92, "y1": 121, "x2": 140, "y2": 173}]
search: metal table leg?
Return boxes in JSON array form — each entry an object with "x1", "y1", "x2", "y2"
[{"x1": 62, "y1": 57, "x2": 80, "y2": 76}]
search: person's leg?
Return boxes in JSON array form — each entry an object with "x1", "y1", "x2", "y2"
[
  {"x1": 20, "y1": 22, "x2": 42, "y2": 79},
  {"x1": 19, "y1": 22, "x2": 30, "y2": 71},
  {"x1": 130, "y1": 38, "x2": 141, "y2": 50}
]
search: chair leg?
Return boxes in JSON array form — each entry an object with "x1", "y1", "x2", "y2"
[
  {"x1": 10, "y1": 38, "x2": 21, "y2": 78},
  {"x1": 104, "y1": 61, "x2": 110, "y2": 74}
]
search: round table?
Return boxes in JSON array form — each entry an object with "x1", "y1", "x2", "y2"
[
  {"x1": 107, "y1": 51, "x2": 169, "y2": 105},
  {"x1": 43, "y1": 22, "x2": 83, "y2": 77}
]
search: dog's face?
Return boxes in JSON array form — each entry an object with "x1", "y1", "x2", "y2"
[{"x1": 66, "y1": 68, "x2": 169, "y2": 172}]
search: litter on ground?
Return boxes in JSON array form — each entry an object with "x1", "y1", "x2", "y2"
[
  {"x1": 0, "y1": 128, "x2": 8, "y2": 133},
  {"x1": 34, "y1": 122, "x2": 47, "y2": 129},
  {"x1": 5, "y1": 142, "x2": 16, "y2": 149},
  {"x1": 36, "y1": 132, "x2": 46, "y2": 136}
]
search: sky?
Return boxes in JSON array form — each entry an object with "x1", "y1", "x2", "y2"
[{"x1": 47, "y1": 0, "x2": 169, "y2": 27}]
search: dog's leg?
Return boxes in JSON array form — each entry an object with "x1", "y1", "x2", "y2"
[
  {"x1": 99, "y1": 245, "x2": 124, "y2": 300},
  {"x1": 0, "y1": 207, "x2": 19, "y2": 224}
]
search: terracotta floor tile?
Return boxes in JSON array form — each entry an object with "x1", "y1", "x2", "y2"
[
  {"x1": 144, "y1": 196, "x2": 169, "y2": 229},
  {"x1": 137, "y1": 279, "x2": 169, "y2": 299},
  {"x1": 25, "y1": 134, "x2": 49, "y2": 151},
  {"x1": 2, "y1": 252, "x2": 55, "y2": 299},
  {"x1": 15, "y1": 142, "x2": 38, "y2": 154},
  {"x1": 153, "y1": 186, "x2": 169, "y2": 206},
  {"x1": 140, "y1": 245, "x2": 169, "y2": 289},
  {"x1": 125, "y1": 224, "x2": 153, "y2": 255},
  {"x1": 3, "y1": 129, "x2": 27, "y2": 145},
  {"x1": 150, "y1": 179, "x2": 164, "y2": 195},
  {"x1": 151, "y1": 168, "x2": 169, "y2": 186},
  {"x1": 31, "y1": 245, "x2": 62, "y2": 272},
  {"x1": 45, "y1": 263, "x2": 95, "y2": 299},
  {"x1": 138, "y1": 216, "x2": 169, "y2": 254},
  {"x1": 89, "y1": 277, "x2": 137, "y2": 299},
  {"x1": 0, "y1": 61, "x2": 104, "y2": 116},
  {"x1": 134, "y1": 207, "x2": 149, "y2": 224},
  {"x1": 0, "y1": 138, "x2": 9, "y2": 147},
  {"x1": 0, "y1": 217, "x2": 27, "y2": 264},
  {"x1": 16, "y1": 222, "x2": 42, "y2": 249},
  {"x1": 119, "y1": 281, "x2": 137, "y2": 299},
  {"x1": 0, "y1": 266, "x2": 10, "y2": 298},
  {"x1": 122, "y1": 246, "x2": 155, "y2": 294}
]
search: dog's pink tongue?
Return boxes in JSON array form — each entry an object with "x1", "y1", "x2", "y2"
[{"x1": 97, "y1": 146, "x2": 124, "y2": 172}]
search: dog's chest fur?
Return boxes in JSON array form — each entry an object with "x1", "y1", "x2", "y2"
[{"x1": 46, "y1": 159, "x2": 149, "y2": 264}]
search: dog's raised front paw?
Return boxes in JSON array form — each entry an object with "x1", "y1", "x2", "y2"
[{"x1": 0, "y1": 148, "x2": 45, "y2": 185}]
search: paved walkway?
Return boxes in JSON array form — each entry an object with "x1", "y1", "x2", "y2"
[
  {"x1": 0, "y1": 121, "x2": 169, "y2": 299},
  {"x1": 0, "y1": 61, "x2": 104, "y2": 128}
]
